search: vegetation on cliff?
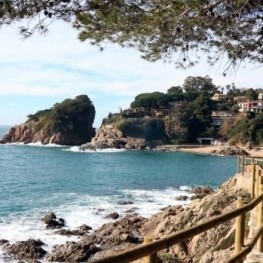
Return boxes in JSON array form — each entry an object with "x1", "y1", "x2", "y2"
[
  {"x1": 101, "y1": 75, "x2": 263, "y2": 146},
  {"x1": 1, "y1": 95, "x2": 96, "y2": 145},
  {"x1": 27, "y1": 95, "x2": 95, "y2": 135},
  {"x1": 118, "y1": 119, "x2": 167, "y2": 141},
  {"x1": 121, "y1": 76, "x2": 218, "y2": 143},
  {"x1": 221, "y1": 112, "x2": 263, "y2": 145}
]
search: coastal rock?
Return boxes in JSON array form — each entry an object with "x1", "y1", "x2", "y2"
[
  {"x1": 91, "y1": 243, "x2": 138, "y2": 261},
  {"x1": 79, "y1": 224, "x2": 92, "y2": 232},
  {"x1": 47, "y1": 241, "x2": 100, "y2": 262},
  {"x1": 79, "y1": 117, "x2": 163, "y2": 151},
  {"x1": 87, "y1": 214, "x2": 147, "y2": 249},
  {"x1": 118, "y1": 201, "x2": 134, "y2": 205},
  {"x1": 38, "y1": 178, "x2": 248, "y2": 263},
  {"x1": 211, "y1": 146, "x2": 249, "y2": 156},
  {"x1": 125, "y1": 207, "x2": 139, "y2": 213},
  {"x1": 245, "y1": 141, "x2": 253, "y2": 150},
  {"x1": 0, "y1": 95, "x2": 95, "y2": 145},
  {"x1": 0, "y1": 239, "x2": 9, "y2": 246},
  {"x1": 139, "y1": 183, "x2": 245, "y2": 262},
  {"x1": 190, "y1": 186, "x2": 214, "y2": 200},
  {"x1": 55, "y1": 224, "x2": 92, "y2": 236},
  {"x1": 6, "y1": 239, "x2": 46, "y2": 261},
  {"x1": 198, "y1": 248, "x2": 232, "y2": 263},
  {"x1": 41, "y1": 212, "x2": 65, "y2": 229},
  {"x1": 176, "y1": 195, "x2": 188, "y2": 201},
  {"x1": 104, "y1": 212, "x2": 120, "y2": 220}
]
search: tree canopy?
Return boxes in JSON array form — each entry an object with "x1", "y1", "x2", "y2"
[
  {"x1": 1, "y1": 1, "x2": 263, "y2": 71},
  {"x1": 27, "y1": 94, "x2": 95, "y2": 134}
]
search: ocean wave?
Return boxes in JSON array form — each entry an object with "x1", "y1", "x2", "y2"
[
  {"x1": 3, "y1": 142, "x2": 67, "y2": 147},
  {"x1": 63, "y1": 146, "x2": 127, "y2": 153},
  {"x1": 0, "y1": 186, "x2": 192, "y2": 260},
  {"x1": 179, "y1": 185, "x2": 192, "y2": 191}
]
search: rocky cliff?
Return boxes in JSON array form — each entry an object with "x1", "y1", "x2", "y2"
[
  {"x1": 80, "y1": 113, "x2": 165, "y2": 150},
  {"x1": 0, "y1": 95, "x2": 95, "y2": 146}
]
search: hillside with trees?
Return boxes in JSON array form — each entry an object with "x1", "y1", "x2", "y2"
[{"x1": 90, "y1": 76, "x2": 263, "y2": 149}]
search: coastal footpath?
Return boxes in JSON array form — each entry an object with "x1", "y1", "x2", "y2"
[{"x1": 0, "y1": 172, "x2": 253, "y2": 262}]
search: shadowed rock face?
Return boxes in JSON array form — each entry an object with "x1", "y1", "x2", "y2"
[
  {"x1": 0, "y1": 95, "x2": 95, "y2": 146},
  {"x1": 47, "y1": 241, "x2": 100, "y2": 262},
  {"x1": 6, "y1": 239, "x2": 46, "y2": 261}
]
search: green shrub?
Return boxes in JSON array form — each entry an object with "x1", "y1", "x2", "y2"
[{"x1": 118, "y1": 118, "x2": 166, "y2": 141}]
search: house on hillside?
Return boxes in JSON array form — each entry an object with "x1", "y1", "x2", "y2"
[
  {"x1": 234, "y1": 96, "x2": 249, "y2": 103},
  {"x1": 211, "y1": 111, "x2": 235, "y2": 126},
  {"x1": 238, "y1": 101, "x2": 263, "y2": 113},
  {"x1": 211, "y1": 93, "x2": 227, "y2": 102}
]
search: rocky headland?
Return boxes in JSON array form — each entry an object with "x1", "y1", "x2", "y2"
[
  {"x1": 0, "y1": 95, "x2": 95, "y2": 146},
  {"x1": 0, "y1": 175, "x2": 251, "y2": 263},
  {"x1": 80, "y1": 116, "x2": 163, "y2": 151}
]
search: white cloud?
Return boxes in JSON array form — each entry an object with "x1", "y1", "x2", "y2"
[{"x1": 0, "y1": 21, "x2": 263, "y2": 126}]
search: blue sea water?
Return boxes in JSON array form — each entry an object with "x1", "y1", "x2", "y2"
[{"x1": 0, "y1": 127, "x2": 236, "y2": 262}]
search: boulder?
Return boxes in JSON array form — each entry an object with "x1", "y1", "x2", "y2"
[
  {"x1": 0, "y1": 239, "x2": 9, "y2": 246},
  {"x1": 41, "y1": 212, "x2": 65, "y2": 229},
  {"x1": 104, "y1": 212, "x2": 120, "y2": 220},
  {"x1": 176, "y1": 195, "x2": 188, "y2": 201},
  {"x1": 55, "y1": 224, "x2": 92, "y2": 236},
  {"x1": 118, "y1": 201, "x2": 134, "y2": 205},
  {"x1": 6, "y1": 239, "x2": 46, "y2": 261},
  {"x1": 47, "y1": 241, "x2": 100, "y2": 262},
  {"x1": 211, "y1": 146, "x2": 249, "y2": 156},
  {"x1": 79, "y1": 224, "x2": 92, "y2": 232},
  {"x1": 190, "y1": 186, "x2": 214, "y2": 199},
  {"x1": 89, "y1": 214, "x2": 146, "y2": 249}
]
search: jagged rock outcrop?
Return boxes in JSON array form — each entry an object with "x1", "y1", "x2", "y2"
[
  {"x1": 47, "y1": 241, "x2": 100, "y2": 262},
  {"x1": 55, "y1": 224, "x2": 92, "y2": 236},
  {"x1": 87, "y1": 214, "x2": 146, "y2": 249},
  {"x1": 80, "y1": 120, "x2": 163, "y2": 151},
  {"x1": 211, "y1": 146, "x2": 249, "y2": 156},
  {"x1": 41, "y1": 212, "x2": 65, "y2": 229},
  {"x1": 0, "y1": 95, "x2": 95, "y2": 145},
  {"x1": 6, "y1": 239, "x2": 46, "y2": 261}
]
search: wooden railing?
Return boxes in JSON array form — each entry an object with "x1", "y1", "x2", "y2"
[{"x1": 91, "y1": 156, "x2": 263, "y2": 263}]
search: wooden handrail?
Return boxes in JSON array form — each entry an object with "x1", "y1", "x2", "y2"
[
  {"x1": 91, "y1": 193, "x2": 263, "y2": 263},
  {"x1": 226, "y1": 225, "x2": 263, "y2": 263}
]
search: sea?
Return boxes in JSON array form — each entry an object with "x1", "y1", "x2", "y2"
[{"x1": 0, "y1": 125, "x2": 236, "y2": 262}]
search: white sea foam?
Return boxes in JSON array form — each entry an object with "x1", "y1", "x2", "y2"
[
  {"x1": 63, "y1": 146, "x2": 81, "y2": 152},
  {"x1": 27, "y1": 142, "x2": 67, "y2": 147},
  {"x1": 4, "y1": 142, "x2": 67, "y2": 147},
  {"x1": 179, "y1": 185, "x2": 192, "y2": 191},
  {"x1": 63, "y1": 146, "x2": 127, "y2": 153},
  {"x1": 0, "y1": 186, "x2": 191, "y2": 262}
]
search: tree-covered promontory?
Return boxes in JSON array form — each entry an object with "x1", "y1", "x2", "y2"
[{"x1": 1, "y1": 95, "x2": 96, "y2": 145}]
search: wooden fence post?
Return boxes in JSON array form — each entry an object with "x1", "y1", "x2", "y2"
[
  {"x1": 235, "y1": 199, "x2": 245, "y2": 254},
  {"x1": 237, "y1": 156, "x2": 240, "y2": 173},
  {"x1": 256, "y1": 168, "x2": 262, "y2": 198},
  {"x1": 242, "y1": 157, "x2": 245, "y2": 175},
  {"x1": 143, "y1": 236, "x2": 157, "y2": 263},
  {"x1": 257, "y1": 182, "x2": 263, "y2": 252},
  {"x1": 251, "y1": 163, "x2": 256, "y2": 199}
]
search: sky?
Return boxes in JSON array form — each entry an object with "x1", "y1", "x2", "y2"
[{"x1": 0, "y1": 21, "x2": 263, "y2": 127}]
